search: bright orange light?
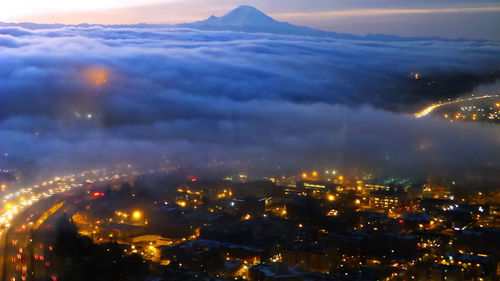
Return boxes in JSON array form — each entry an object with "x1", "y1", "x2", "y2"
[
  {"x1": 327, "y1": 195, "x2": 335, "y2": 201},
  {"x1": 302, "y1": 173, "x2": 307, "y2": 179},
  {"x1": 85, "y1": 67, "x2": 109, "y2": 86},
  {"x1": 132, "y1": 210, "x2": 142, "y2": 219},
  {"x1": 312, "y1": 171, "x2": 318, "y2": 177}
]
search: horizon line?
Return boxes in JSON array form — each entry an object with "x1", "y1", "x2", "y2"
[{"x1": 2, "y1": 5, "x2": 500, "y2": 26}]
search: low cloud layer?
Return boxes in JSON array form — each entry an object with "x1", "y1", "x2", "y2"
[{"x1": 0, "y1": 26, "x2": 499, "y2": 185}]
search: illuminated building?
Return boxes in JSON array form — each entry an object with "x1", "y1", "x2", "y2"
[
  {"x1": 370, "y1": 190, "x2": 403, "y2": 209},
  {"x1": 223, "y1": 172, "x2": 250, "y2": 182},
  {"x1": 423, "y1": 184, "x2": 452, "y2": 199},
  {"x1": 364, "y1": 184, "x2": 392, "y2": 192},
  {"x1": 369, "y1": 190, "x2": 407, "y2": 213},
  {"x1": 295, "y1": 180, "x2": 337, "y2": 193},
  {"x1": 363, "y1": 184, "x2": 407, "y2": 194}
]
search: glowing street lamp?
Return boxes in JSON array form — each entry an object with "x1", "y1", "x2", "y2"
[{"x1": 132, "y1": 210, "x2": 142, "y2": 220}]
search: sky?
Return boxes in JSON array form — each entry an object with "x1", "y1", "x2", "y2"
[
  {"x1": 1, "y1": 0, "x2": 499, "y2": 40},
  {"x1": 0, "y1": 25, "x2": 499, "y2": 185}
]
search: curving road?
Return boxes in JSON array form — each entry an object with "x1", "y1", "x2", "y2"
[
  {"x1": 0, "y1": 167, "x2": 140, "y2": 281},
  {"x1": 414, "y1": 94, "x2": 499, "y2": 118}
]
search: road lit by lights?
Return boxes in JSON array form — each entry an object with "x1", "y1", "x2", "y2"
[
  {"x1": 414, "y1": 94, "x2": 499, "y2": 118},
  {"x1": 0, "y1": 164, "x2": 153, "y2": 281},
  {"x1": 0, "y1": 166, "x2": 138, "y2": 232}
]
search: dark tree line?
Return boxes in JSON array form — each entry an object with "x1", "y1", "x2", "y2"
[{"x1": 54, "y1": 214, "x2": 149, "y2": 281}]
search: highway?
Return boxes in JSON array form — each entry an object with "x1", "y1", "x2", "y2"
[
  {"x1": 1, "y1": 197, "x2": 59, "y2": 281},
  {"x1": 414, "y1": 94, "x2": 499, "y2": 118},
  {"x1": 0, "y1": 166, "x2": 140, "y2": 281}
]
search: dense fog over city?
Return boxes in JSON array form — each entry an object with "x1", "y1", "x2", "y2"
[
  {"x1": 0, "y1": 3, "x2": 499, "y2": 281},
  {"x1": 0, "y1": 24, "x2": 499, "y2": 185}
]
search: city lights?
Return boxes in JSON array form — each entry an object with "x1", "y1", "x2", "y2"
[
  {"x1": 0, "y1": 2, "x2": 497, "y2": 281},
  {"x1": 415, "y1": 94, "x2": 499, "y2": 118}
]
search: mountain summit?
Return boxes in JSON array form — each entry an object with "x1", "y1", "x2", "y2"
[
  {"x1": 206, "y1": 5, "x2": 276, "y2": 27},
  {"x1": 184, "y1": 5, "x2": 363, "y2": 39},
  {"x1": 180, "y1": 6, "x2": 444, "y2": 41},
  {"x1": 0, "y1": 6, "x2": 437, "y2": 41}
]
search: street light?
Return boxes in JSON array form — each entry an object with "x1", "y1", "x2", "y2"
[{"x1": 132, "y1": 210, "x2": 142, "y2": 220}]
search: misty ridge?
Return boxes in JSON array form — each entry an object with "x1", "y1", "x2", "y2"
[{"x1": 0, "y1": 6, "x2": 499, "y2": 186}]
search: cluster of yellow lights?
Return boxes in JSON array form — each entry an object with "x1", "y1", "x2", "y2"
[
  {"x1": 415, "y1": 94, "x2": 499, "y2": 118},
  {"x1": 0, "y1": 167, "x2": 130, "y2": 232},
  {"x1": 177, "y1": 187, "x2": 203, "y2": 194},
  {"x1": 270, "y1": 254, "x2": 282, "y2": 263},
  {"x1": 115, "y1": 211, "x2": 129, "y2": 218},
  {"x1": 216, "y1": 189, "x2": 232, "y2": 199},
  {"x1": 176, "y1": 200, "x2": 187, "y2": 207},
  {"x1": 302, "y1": 171, "x2": 318, "y2": 179}
]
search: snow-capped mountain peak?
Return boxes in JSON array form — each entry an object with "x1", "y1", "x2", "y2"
[
  {"x1": 192, "y1": 6, "x2": 281, "y2": 28},
  {"x1": 213, "y1": 5, "x2": 275, "y2": 27}
]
